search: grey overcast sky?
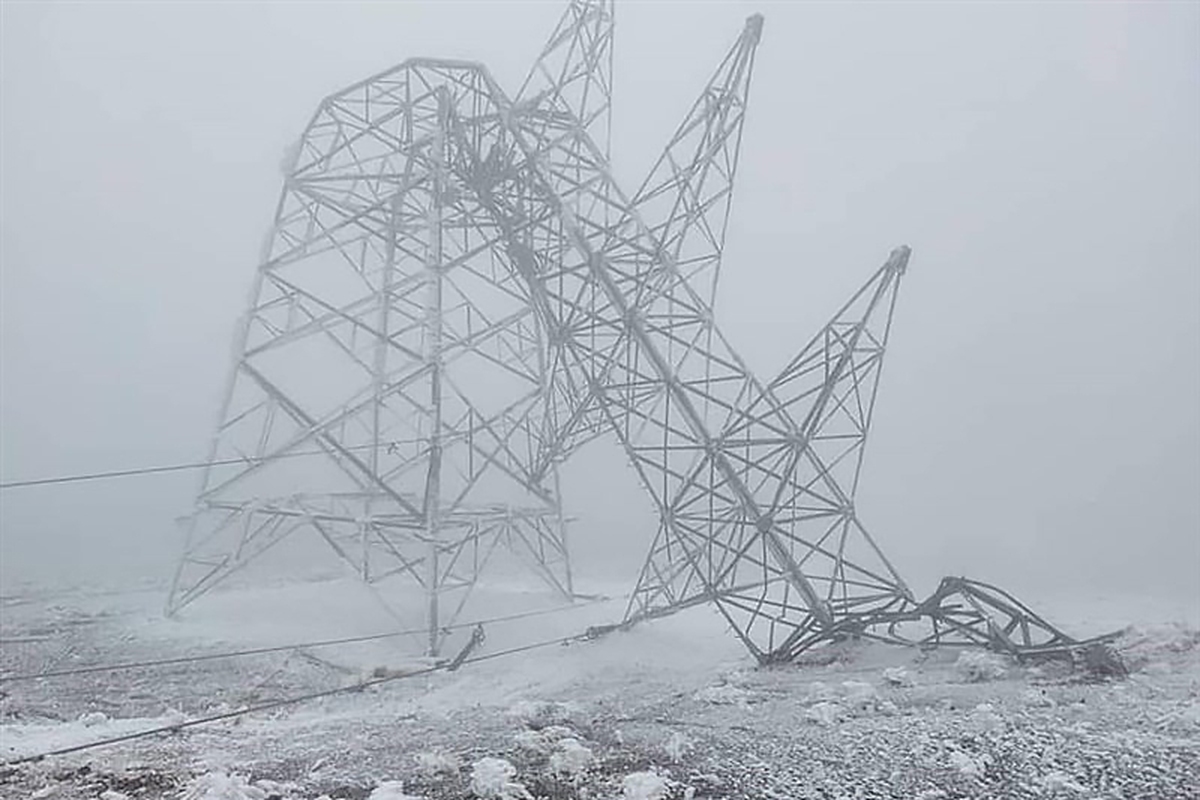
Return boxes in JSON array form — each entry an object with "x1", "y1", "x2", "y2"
[{"x1": 1, "y1": 1, "x2": 1197, "y2": 602}]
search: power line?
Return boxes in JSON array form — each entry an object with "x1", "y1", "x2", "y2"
[
  {"x1": 0, "y1": 596, "x2": 613, "y2": 683},
  {"x1": 0, "y1": 439, "x2": 425, "y2": 490},
  {"x1": 2, "y1": 627, "x2": 594, "y2": 766}
]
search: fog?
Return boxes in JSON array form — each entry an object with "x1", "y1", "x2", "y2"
[{"x1": 1, "y1": 0, "x2": 1196, "y2": 606}]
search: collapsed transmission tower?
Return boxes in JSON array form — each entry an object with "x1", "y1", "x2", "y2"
[{"x1": 172, "y1": 0, "x2": 1106, "y2": 664}]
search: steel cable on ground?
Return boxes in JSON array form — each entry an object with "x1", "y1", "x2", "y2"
[
  {"x1": 0, "y1": 440, "x2": 425, "y2": 490},
  {"x1": 1, "y1": 627, "x2": 596, "y2": 766},
  {"x1": 0, "y1": 595, "x2": 616, "y2": 684}
]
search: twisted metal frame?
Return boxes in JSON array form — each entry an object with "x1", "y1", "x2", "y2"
[{"x1": 171, "y1": 0, "x2": 1107, "y2": 664}]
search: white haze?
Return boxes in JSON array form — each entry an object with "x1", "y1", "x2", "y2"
[{"x1": 1, "y1": 1, "x2": 1196, "y2": 606}]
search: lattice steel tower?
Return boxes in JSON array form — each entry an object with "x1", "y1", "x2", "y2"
[
  {"x1": 172, "y1": 0, "x2": 1104, "y2": 665},
  {"x1": 166, "y1": 6, "x2": 617, "y2": 653}
]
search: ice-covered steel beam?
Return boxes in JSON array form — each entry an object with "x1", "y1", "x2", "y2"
[
  {"x1": 517, "y1": 0, "x2": 614, "y2": 163},
  {"x1": 630, "y1": 14, "x2": 762, "y2": 309},
  {"x1": 458, "y1": 23, "x2": 870, "y2": 658}
]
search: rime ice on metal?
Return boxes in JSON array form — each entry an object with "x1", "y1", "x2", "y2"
[{"x1": 171, "y1": 0, "x2": 1106, "y2": 664}]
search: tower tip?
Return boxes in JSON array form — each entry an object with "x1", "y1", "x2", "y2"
[
  {"x1": 888, "y1": 245, "x2": 912, "y2": 274},
  {"x1": 746, "y1": 14, "x2": 764, "y2": 44}
]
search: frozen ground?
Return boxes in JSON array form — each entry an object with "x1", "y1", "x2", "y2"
[{"x1": 1, "y1": 575, "x2": 1197, "y2": 799}]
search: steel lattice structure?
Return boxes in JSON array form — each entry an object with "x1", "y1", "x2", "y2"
[{"x1": 172, "y1": 0, "x2": 1110, "y2": 664}]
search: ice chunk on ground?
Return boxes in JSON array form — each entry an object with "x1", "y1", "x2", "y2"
[
  {"x1": 1155, "y1": 699, "x2": 1200, "y2": 731},
  {"x1": 368, "y1": 781, "x2": 424, "y2": 800},
  {"x1": 664, "y1": 730, "x2": 692, "y2": 762},
  {"x1": 804, "y1": 701, "x2": 842, "y2": 726},
  {"x1": 469, "y1": 757, "x2": 531, "y2": 800},
  {"x1": 1021, "y1": 687, "x2": 1057, "y2": 708},
  {"x1": 717, "y1": 668, "x2": 752, "y2": 687},
  {"x1": 513, "y1": 724, "x2": 576, "y2": 756},
  {"x1": 164, "y1": 707, "x2": 189, "y2": 727},
  {"x1": 954, "y1": 650, "x2": 1007, "y2": 682},
  {"x1": 1041, "y1": 771, "x2": 1088, "y2": 794},
  {"x1": 1117, "y1": 622, "x2": 1199, "y2": 671},
  {"x1": 179, "y1": 772, "x2": 266, "y2": 800},
  {"x1": 694, "y1": 683, "x2": 750, "y2": 705},
  {"x1": 254, "y1": 780, "x2": 301, "y2": 797},
  {"x1": 622, "y1": 770, "x2": 670, "y2": 800},
  {"x1": 805, "y1": 681, "x2": 837, "y2": 702},
  {"x1": 946, "y1": 749, "x2": 987, "y2": 778},
  {"x1": 881, "y1": 666, "x2": 913, "y2": 687},
  {"x1": 548, "y1": 737, "x2": 595, "y2": 778},
  {"x1": 414, "y1": 750, "x2": 461, "y2": 778},
  {"x1": 970, "y1": 702, "x2": 1004, "y2": 731},
  {"x1": 841, "y1": 680, "x2": 878, "y2": 711},
  {"x1": 78, "y1": 711, "x2": 108, "y2": 727},
  {"x1": 506, "y1": 700, "x2": 574, "y2": 729}
]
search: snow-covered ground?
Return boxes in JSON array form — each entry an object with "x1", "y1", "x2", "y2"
[{"x1": 1, "y1": 576, "x2": 1197, "y2": 799}]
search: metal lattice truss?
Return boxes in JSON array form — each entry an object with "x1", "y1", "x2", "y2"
[{"x1": 172, "y1": 0, "x2": 1105, "y2": 663}]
